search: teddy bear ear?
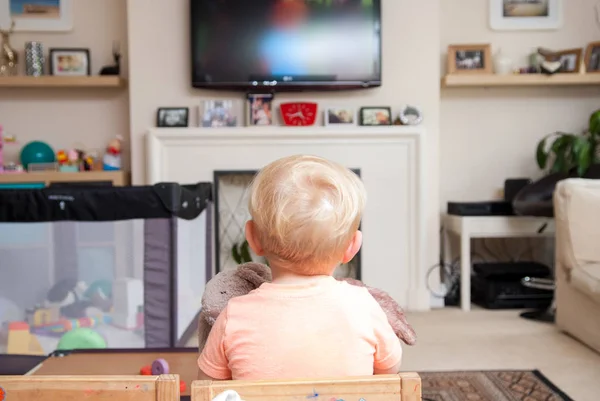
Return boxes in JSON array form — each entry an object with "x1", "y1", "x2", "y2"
[{"x1": 237, "y1": 262, "x2": 272, "y2": 287}]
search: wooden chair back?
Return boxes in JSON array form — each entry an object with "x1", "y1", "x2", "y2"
[
  {"x1": 192, "y1": 373, "x2": 421, "y2": 401},
  {"x1": 0, "y1": 374, "x2": 179, "y2": 401}
]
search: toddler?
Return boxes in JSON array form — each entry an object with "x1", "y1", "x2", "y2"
[{"x1": 197, "y1": 155, "x2": 402, "y2": 380}]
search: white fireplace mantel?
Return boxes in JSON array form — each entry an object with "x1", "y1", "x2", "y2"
[{"x1": 146, "y1": 126, "x2": 431, "y2": 311}]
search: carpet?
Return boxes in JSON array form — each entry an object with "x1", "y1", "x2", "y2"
[{"x1": 419, "y1": 370, "x2": 573, "y2": 401}]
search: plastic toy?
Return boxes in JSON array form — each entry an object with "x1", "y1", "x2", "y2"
[
  {"x1": 6, "y1": 322, "x2": 44, "y2": 355},
  {"x1": 198, "y1": 263, "x2": 417, "y2": 352},
  {"x1": 103, "y1": 135, "x2": 123, "y2": 171},
  {"x1": 19, "y1": 141, "x2": 56, "y2": 170},
  {"x1": 180, "y1": 380, "x2": 187, "y2": 393},
  {"x1": 140, "y1": 365, "x2": 152, "y2": 375},
  {"x1": 151, "y1": 358, "x2": 169, "y2": 375},
  {"x1": 56, "y1": 327, "x2": 107, "y2": 351}
]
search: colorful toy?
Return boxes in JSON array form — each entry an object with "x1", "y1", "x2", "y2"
[
  {"x1": 56, "y1": 327, "x2": 107, "y2": 351},
  {"x1": 6, "y1": 321, "x2": 44, "y2": 355},
  {"x1": 198, "y1": 263, "x2": 417, "y2": 352},
  {"x1": 151, "y1": 358, "x2": 169, "y2": 375},
  {"x1": 140, "y1": 365, "x2": 152, "y2": 375},
  {"x1": 180, "y1": 380, "x2": 187, "y2": 393},
  {"x1": 103, "y1": 135, "x2": 123, "y2": 171},
  {"x1": 19, "y1": 140, "x2": 56, "y2": 170}
]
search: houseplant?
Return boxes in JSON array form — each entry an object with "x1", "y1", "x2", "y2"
[{"x1": 536, "y1": 109, "x2": 600, "y2": 176}]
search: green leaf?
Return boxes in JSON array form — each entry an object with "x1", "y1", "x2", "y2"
[
  {"x1": 536, "y1": 136, "x2": 549, "y2": 169},
  {"x1": 232, "y1": 244, "x2": 242, "y2": 264},
  {"x1": 240, "y1": 240, "x2": 252, "y2": 263},
  {"x1": 577, "y1": 140, "x2": 592, "y2": 176},
  {"x1": 590, "y1": 109, "x2": 600, "y2": 135}
]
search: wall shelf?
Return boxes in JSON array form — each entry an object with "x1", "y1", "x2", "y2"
[
  {"x1": 0, "y1": 76, "x2": 127, "y2": 88},
  {"x1": 441, "y1": 73, "x2": 600, "y2": 88},
  {"x1": 0, "y1": 171, "x2": 130, "y2": 186}
]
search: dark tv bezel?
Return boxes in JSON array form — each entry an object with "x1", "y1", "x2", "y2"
[{"x1": 189, "y1": 0, "x2": 382, "y2": 92}]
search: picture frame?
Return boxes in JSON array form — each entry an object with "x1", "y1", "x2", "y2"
[
  {"x1": 49, "y1": 48, "x2": 90, "y2": 76},
  {"x1": 0, "y1": 0, "x2": 73, "y2": 32},
  {"x1": 246, "y1": 93, "x2": 274, "y2": 126},
  {"x1": 359, "y1": 107, "x2": 392, "y2": 126},
  {"x1": 554, "y1": 48, "x2": 583, "y2": 73},
  {"x1": 447, "y1": 44, "x2": 493, "y2": 75},
  {"x1": 490, "y1": 0, "x2": 562, "y2": 31},
  {"x1": 324, "y1": 107, "x2": 357, "y2": 126},
  {"x1": 200, "y1": 100, "x2": 241, "y2": 128},
  {"x1": 585, "y1": 41, "x2": 600, "y2": 73},
  {"x1": 157, "y1": 107, "x2": 189, "y2": 128}
]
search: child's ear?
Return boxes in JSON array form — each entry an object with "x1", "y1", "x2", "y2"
[
  {"x1": 245, "y1": 220, "x2": 265, "y2": 256},
  {"x1": 341, "y1": 230, "x2": 362, "y2": 264}
]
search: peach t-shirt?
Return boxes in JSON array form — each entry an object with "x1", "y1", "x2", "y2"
[{"x1": 197, "y1": 276, "x2": 402, "y2": 380}]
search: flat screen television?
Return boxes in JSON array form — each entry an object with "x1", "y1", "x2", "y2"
[{"x1": 190, "y1": 0, "x2": 382, "y2": 91}]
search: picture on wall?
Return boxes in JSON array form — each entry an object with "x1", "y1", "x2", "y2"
[
  {"x1": 447, "y1": 44, "x2": 493, "y2": 75},
  {"x1": 0, "y1": 0, "x2": 73, "y2": 31},
  {"x1": 490, "y1": 0, "x2": 562, "y2": 31}
]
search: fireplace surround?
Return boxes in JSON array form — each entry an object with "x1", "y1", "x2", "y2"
[{"x1": 147, "y1": 126, "x2": 430, "y2": 310}]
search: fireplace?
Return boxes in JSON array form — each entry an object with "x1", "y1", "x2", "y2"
[
  {"x1": 147, "y1": 126, "x2": 430, "y2": 310},
  {"x1": 213, "y1": 169, "x2": 361, "y2": 279}
]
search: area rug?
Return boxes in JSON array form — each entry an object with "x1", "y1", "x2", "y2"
[{"x1": 419, "y1": 370, "x2": 573, "y2": 401}]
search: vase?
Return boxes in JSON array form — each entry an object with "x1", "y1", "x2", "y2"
[{"x1": 493, "y1": 48, "x2": 513, "y2": 75}]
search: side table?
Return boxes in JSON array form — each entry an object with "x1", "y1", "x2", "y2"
[{"x1": 442, "y1": 215, "x2": 556, "y2": 311}]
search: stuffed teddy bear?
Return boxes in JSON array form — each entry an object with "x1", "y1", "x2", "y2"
[{"x1": 198, "y1": 262, "x2": 416, "y2": 352}]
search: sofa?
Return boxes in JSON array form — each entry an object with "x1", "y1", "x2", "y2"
[{"x1": 554, "y1": 178, "x2": 600, "y2": 353}]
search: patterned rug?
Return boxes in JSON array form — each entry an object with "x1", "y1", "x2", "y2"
[{"x1": 419, "y1": 370, "x2": 573, "y2": 401}]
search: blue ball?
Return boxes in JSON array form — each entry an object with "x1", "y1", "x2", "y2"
[{"x1": 20, "y1": 141, "x2": 56, "y2": 169}]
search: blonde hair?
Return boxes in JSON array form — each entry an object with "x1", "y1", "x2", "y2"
[{"x1": 248, "y1": 155, "x2": 366, "y2": 274}]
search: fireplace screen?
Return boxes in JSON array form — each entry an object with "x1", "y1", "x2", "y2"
[{"x1": 214, "y1": 170, "x2": 361, "y2": 279}]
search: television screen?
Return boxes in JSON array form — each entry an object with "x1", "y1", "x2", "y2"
[{"x1": 190, "y1": 0, "x2": 382, "y2": 91}]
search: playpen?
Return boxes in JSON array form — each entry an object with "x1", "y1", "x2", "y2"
[{"x1": 0, "y1": 182, "x2": 213, "y2": 355}]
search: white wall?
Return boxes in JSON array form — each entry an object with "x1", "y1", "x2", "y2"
[
  {"x1": 440, "y1": 0, "x2": 600, "y2": 205},
  {"x1": 127, "y1": 0, "x2": 442, "y2": 286}
]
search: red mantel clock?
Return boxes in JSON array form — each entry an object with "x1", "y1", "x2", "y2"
[{"x1": 280, "y1": 102, "x2": 318, "y2": 126}]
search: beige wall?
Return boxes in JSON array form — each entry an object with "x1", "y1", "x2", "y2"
[
  {"x1": 440, "y1": 0, "x2": 600, "y2": 205},
  {"x1": 127, "y1": 0, "x2": 442, "y2": 274},
  {"x1": 0, "y1": 0, "x2": 129, "y2": 166}
]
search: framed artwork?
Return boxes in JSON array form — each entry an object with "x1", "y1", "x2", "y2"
[
  {"x1": 447, "y1": 44, "x2": 493, "y2": 75},
  {"x1": 325, "y1": 107, "x2": 357, "y2": 126},
  {"x1": 490, "y1": 0, "x2": 562, "y2": 31},
  {"x1": 157, "y1": 107, "x2": 189, "y2": 128},
  {"x1": 246, "y1": 93, "x2": 274, "y2": 126},
  {"x1": 585, "y1": 41, "x2": 600, "y2": 73},
  {"x1": 0, "y1": 0, "x2": 73, "y2": 32},
  {"x1": 200, "y1": 100, "x2": 241, "y2": 127},
  {"x1": 555, "y1": 48, "x2": 582, "y2": 73},
  {"x1": 49, "y1": 48, "x2": 90, "y2": 76},
  {"x1": 359, "y1": 107, "x2": 392, "y2": 126}
]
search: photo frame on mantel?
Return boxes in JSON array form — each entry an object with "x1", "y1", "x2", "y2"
[
  {"x1": 0, "y1": 0, "x2": 73, "y2": 32},
  {"x1": 489, "y1": 0, "x2": 562, "y2": 31}
]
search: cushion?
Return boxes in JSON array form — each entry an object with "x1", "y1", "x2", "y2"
[{"x1": 571, "y1": 263, "x2": 600, "y2": 304}]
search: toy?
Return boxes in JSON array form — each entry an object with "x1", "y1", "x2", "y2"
[
  {"x1": 198, "y1": 263, "x2": 417, "y2": 352},
  {"x1": 140, "y1": 365, "x2": 152, "y2": 375},
  {"x1": 103, "y1": 135, "x2": 123, "y2": 171},
  {"x1": 198, "y1": 263, "x2": 272, "y2": 351},
  {"x1": 180, "y1": 380, "x2": 187, "y2": 393},
  {"x1": 56, "y1": 327, "x2": 107, "y2": 350},
  {"x1": 6, "y1": 322, "x2": 44, "y2": 355},
  {"x1": 151, "y1": 358, "x2": 169, "y2": 375},
  {"x1": 19, "y1": 140, "x2": 56, "y2": 170}
]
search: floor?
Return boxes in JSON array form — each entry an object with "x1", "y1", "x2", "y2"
[{"x1": 402, "y1": 308, "x2": 600, "y2": 401}]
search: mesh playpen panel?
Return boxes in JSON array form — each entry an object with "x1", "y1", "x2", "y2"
[{"x1": 0, "y1": 183, "x2": 212, "y2": 355}]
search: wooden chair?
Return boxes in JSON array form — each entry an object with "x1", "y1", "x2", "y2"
[
  {"x1": 0, "y1": 374, "x2": 179, "y2": 401},
  {"x1": 192, "y1": 373, "x2": 421, "y2": 401}
]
